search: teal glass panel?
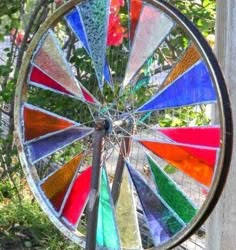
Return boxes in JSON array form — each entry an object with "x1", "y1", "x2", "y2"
[
  {"x1": 78, "y1": 0, "x2": 110, "y2": 89},
  {"x1": 97, "y1": 167, "x2": 120, "y2": 249},
  {"x1": 146, "y1": 154, "x2": 198, "y2": 223}
]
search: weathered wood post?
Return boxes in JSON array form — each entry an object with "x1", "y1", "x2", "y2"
[{"x1": 207, "y1": 1, "x2": 236, "y2": 249}]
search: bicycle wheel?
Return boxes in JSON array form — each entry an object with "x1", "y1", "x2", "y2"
[{"x1": 14, "y1": 0, "x2": 232, "y2": 249}]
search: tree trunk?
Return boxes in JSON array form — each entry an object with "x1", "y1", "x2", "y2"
[{"x1": 207, "y1": 1, "x2": 236, "y2": 249}]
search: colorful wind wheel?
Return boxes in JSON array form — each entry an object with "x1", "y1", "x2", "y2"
[{"x1": 15, "y1": 0, "x2": 232, "y2": 249}]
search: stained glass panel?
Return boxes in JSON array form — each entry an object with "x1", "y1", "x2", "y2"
[
  {"x1": 146, "y1": 154, "x2": 198, "y2": 223},
  {"x1": 162, "y1": 44, "x2": 200, "y2": 88},
  {"x1": 139, "y1": 140, "x2": 215, "y2": 187},
  {"x1": 23, "y1": 104, "x2": 75, "y2": 141},
  {"x1": 62, "y1": 167, "x2": 92, "y2": 226},
  {"x1": 130, "y1": 0, "x2": 143, "y2": 44},
  {"x1": 41, "y1": 153, "x2": 83, "y2": 211},
  {"x1": 157, "y1": 126, "x2": 221, "y2": 148},
  {"x1": 78, "y1": 0, "x2": 110, "y2": 89},
  {"x1": 116, "y1": 168, "x2": 142, "y2": 249},
  {"x1": 34, "y1": 31, "x2": 82, "y2": 97},
  {"x1": 126, "y1": 161, "x2": 184, "y2": 247},
  {"x1": 97, "y1": 167, "x2": 120, "y2": 249},
  {"x1": 27, "y1": 127, "x2": 93, "y2": 163},
  {"x1": 29, "y1": 66, "x2": 73, "y2": 96},
  {"x1": 137, "y1": 60, "x2": 217, "y2": 112},
  {"x1": 123, "y1": 4, "x2": 174, "y2": 88}
]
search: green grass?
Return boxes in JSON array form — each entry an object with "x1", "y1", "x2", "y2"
[{"x1": 0, "y1": 185, "x2": 81, "y2": 250}]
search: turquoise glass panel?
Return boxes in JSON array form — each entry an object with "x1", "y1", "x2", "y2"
[
  {"x1": 137, "y1": 60, "x2": 217, "y2": 112},
  {"x1": 65, "y1": 8, "x2": 113, "y2": 86},
  {"x1": 78, "y1": 0, "x2": 110, "y2": 89},
  {"x1": 146, "y1": 154, "x2": 198, "y2": 223},
  {"x1": 126, "y1": 161, "x2": 184, "y2": 247},
  {"x1": 97, "y1": 167, "x2": 120, "y2": 249}
]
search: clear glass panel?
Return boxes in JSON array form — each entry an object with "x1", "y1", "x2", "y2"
[
  {"x1": 41, "y1": 153, "x2": 83, "y2": 212},
  {"x1": 23, "y1": 104, "x2": 75, "y2": 141},
  {"x1": 123, "y1": 4, "x2": 174, "y2": 88},
  {"x1": 137, "y1": 61, "x2": 217, "y2": 112},
  {"x1": 126, "y1": 161, "x2": 184, "y2": 247},
  {"x1": 116, "y1": 168, "x2": 142, "y2": 249},
  {"x1": 130, "y1": 0, "x2": 143, "y2": 44},
  {"x1": 62, "y1": 167, "x2": 92, "y2": 226},
  {"x1": 146, "y1": 154, "x2": 197, "y2": 223}
]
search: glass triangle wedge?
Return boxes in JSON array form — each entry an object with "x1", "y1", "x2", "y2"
[
  {"x1": 97, "y1": 167, "x2": 120, "y2": 249},
  {"x1": 126, "y1": 161, "x2": 184, "y2": 247},
  {"x1": 161, "y1": 44, "x2": 201, "y2": 89},
  {"x1": 29, "y1": 65, "x2": 74, "y2": 96},
  {"x1": 129, "y1": 0, "x2": 143, "y2": 45},
  {"x1": 65, "y1": 8, "x2": 113, "y2": 88},
  {"x1": 33, "y1": 30, "x2": 82, "y2": 98},
  {"x1": 146, "y1": 153, "x2": 198, "y2": 223},
  {"x1": 116, "y1": 168, "x2": 142, "y2": 249},
  {"x1": 40, "y1": 153, "x2": 83, "y2": 212},
  {"x1": 23, "y1": 103, "x2": 77, "y2": 142},
  {"x1": 138, "y1": 140, "x2": 216, "y2": 187},
  {"x1": 157, "y1": 126, "x2": 221, "y2": 148},
  {"x1": 61, "y1": 166, "x2": 92, "y2": 227},
  {"x1": 123, "y1": 4, "x2": 174, "y2": 88},
  {"x1": 78, "y1": 0, "x2": 110, "y2": 89},
  {"x1": 27, "y1": 126, "x2": 93, "y2": 163},
  {"x1": 137, "y1": 60, "x2": 217, "y2": 112}
]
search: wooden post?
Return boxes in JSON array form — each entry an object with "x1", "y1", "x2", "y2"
[{"x1": 207, "y1": 1, "x2": 236, "y2": 249}]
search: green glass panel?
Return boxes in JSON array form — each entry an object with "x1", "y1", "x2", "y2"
[
  {"x1": 146, "y1": 154, "x2": 198, "y2": 223},
  {"x1": 116, "y1": 168, "x2": 142, "y2": 249},
  {"x1": 97, "y1": 167, "x2": 120, "y2": 249}
]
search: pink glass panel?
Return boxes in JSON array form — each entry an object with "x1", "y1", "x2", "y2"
[
  {"x1": 34, "y1": 31, "x2": 82, "y2": 97},
  {"x1": 123, "y1": 5, "x2": 174, "y2": 88},
  {"x1": 62, "y1": 167, "x2": 92, "y2": 226},
  {"x1": 158, "y1": 126, "x2": 220, "y2": 148},
  {"x1": 29, "y1": 66, "x2": 73, "y2": 95}
]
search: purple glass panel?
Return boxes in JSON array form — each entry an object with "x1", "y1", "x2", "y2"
[
  {"x1": 27, "y1": 127, "x2": 93, "y2": 163},
  {"x1": 126, "y1": 161, "x2": 184, "y2": 246}
]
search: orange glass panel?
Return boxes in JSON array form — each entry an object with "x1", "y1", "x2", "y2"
[
  {"x1": 162, "y1": 44, "x2": 200, "y2": 88},
  {"x1": 41, "y1": 153, "x2": 83, "y2": 211},
  {"x1": 130, "y1": 0, "x2": 143, "y2": 44},
  {"x1": 24, "y1": 105, "x2": 75, "y2": 141},
  {"x1": 139, "y1": 140, "x2": 214, "y2": 187}
]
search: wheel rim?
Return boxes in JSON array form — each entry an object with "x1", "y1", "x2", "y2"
[{"x1": 14, "y1": 0, "x2": 233, "y2": 249}]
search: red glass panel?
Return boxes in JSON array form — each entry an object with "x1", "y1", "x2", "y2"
[
  {"x1": 139, "y1": 140, "x2": 215, "y2": 187},
  {"x1": 24, "y1": 105, "x2": 75, "y2": 141},
  {"x1": 30, "y1": 66, "x2": 73, "y2": 95},
  {"x1": 62, "y1": 167, "x2": 92, "y2": 226},
  {"x1": 158, "y1": 126, "x2": 220, "y2": 148},
  {"x1": 130, "y1": 0, "x2": 143, "y2": 43},
  {"x1": 80, "y1": 85, "x2": 97, "y2": 104}
]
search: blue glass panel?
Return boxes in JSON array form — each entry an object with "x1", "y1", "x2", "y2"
[
  {"x1": 97, "y1": 167, "x2": 120, "y2": 249},
  {"x1": 78, "y1": 1, "x2": 110, "y2": 89},
  {"x1": 137, "y1": 61, "x2": 217, "y2": 112},
  {"x1": 126, "y1": 161, "x2": 184, "y2": 247},
  {"x1": 27, "y1": 127, "x2": 92, "y2": 163}
]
